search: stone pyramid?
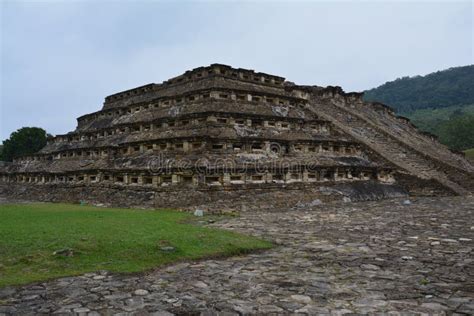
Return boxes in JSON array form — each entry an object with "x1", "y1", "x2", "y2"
[{"x1": 1, "y1": 64, "x2": 472, "y2": 209}]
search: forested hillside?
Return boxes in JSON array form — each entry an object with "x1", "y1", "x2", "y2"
[
  {"x1": 364, "y1": 65, "x2": 474, "y2": 113},
  {"x1": 363, "y1": 65, "x2": 474, "y2": 152}
]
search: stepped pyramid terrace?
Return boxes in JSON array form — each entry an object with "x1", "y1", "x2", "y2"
[{"x1": 1, "y1": 64, "x2": 473, "y2": 210}]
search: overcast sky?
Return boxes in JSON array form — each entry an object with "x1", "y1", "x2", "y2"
[{"x1": 1, "y1": 1, "x2": 472, "y2": 140}]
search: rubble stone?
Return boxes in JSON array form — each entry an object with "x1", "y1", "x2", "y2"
[{"x1": 2, "y1": 196, "x2": 473, "y2": 314}]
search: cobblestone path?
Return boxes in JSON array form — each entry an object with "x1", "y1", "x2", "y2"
[{"x1": 1, "y1": 196, "x2": 473, "y2": 315}]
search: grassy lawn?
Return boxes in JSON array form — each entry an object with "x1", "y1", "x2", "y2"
[{"x1": 0, "y1": 203, "x2": 271, "y2": 287}]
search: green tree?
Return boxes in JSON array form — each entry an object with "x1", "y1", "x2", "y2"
[
  {"x1": 437, "y1": 115, "x2": 474, "y2": 151},
  {"x1": 1, "y1": 127, "x2": 50, "y2": 161},
  {"x1": 364, "y1": 65, "x2": 474, "y2": 113}
]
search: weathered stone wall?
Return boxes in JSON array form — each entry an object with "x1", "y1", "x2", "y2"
[
  {"x1": 0, "y1": 181, "x2": 407, "y2": 212},
  {"x1": 302, "y1": 88, "x2": 474, "y2": 195},
  {"x1": 1, "y1": 64, "x2": 472, "y2": 209},
  {"x1": 101, "y1": 64, "x2": 287, "y2": 110}
]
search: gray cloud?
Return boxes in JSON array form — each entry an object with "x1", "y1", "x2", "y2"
[{"x1": 1, "y1": 0, "x2": 472, "y2": 140}]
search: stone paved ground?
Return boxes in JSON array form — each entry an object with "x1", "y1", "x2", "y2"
[{"x1": 1, "y1": 196, "x2": 473, "y2": 315}]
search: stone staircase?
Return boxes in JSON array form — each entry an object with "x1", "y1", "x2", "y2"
[{"x1": 305, "y1": 94, "x2": 474, "y2": 195}]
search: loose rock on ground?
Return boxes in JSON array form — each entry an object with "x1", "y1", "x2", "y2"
[{"x1": 1, "y1": 196, "x2": 473, "y2": 315}]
